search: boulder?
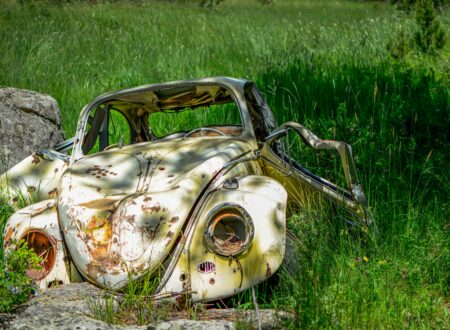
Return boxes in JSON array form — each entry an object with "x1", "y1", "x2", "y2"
[
  {"x1": 0, "y1": 282, "x2": 291, "y2": 329},
  {"x1": 0, "y1": 88, "x2": 65, "y2": 174}
]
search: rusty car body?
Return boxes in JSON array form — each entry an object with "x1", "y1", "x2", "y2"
[{"x1": 1, "y1": 77, "x2": 371, "y2": 302}]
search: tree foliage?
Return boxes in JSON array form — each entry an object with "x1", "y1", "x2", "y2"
[
  {"x1": 388, "y1": 0, "x2": 446, "y2": 58},
  {"x1": 414, "y1": 0, "x2": 446, "y2": 53}
]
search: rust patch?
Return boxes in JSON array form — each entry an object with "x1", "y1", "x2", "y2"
[
  {"x1": 141, "y1": 203, "x2": 161, "y2": 214},
  {"x1": 31, "y1": 154, "x2": 40, "y2": 165},
  {"x1": 87, "y1": 166, "x2": 116, "y2": 178},
  {"x1": 266, "y1": 262, "x2": 272, "y2": 278},
  {"x1": 84, "y1": 216, "x2": 113, "y2": 262},
  {"x1": 159, "y1": 167, "x2": 165, "y2": 171},
  {"x1": 79, "y1": 198, "x2": 117, "y2": 211},
  {"x1": 48, "y1": 188, "x2": 58, "y2": 198},
  {"x1": 86, "y1": 262, "x2": 108, "y2": 278},
  {"x1": 88, "y1": 244, "x2": 110, "y2": 261},
  {"x1": 24, "y1": 230, "x2": 56, "y2": 280},
  {"x1": 170, "y1": 185, "x2": 180, "y2": 190},
  {"x1": 27, "y1": 186, "x2": 36, "y2": 193},
  {"x1": 143, "y1": 196, "x2": 152, "y2": 202},
  {"x1": 4, "y1": 227, "x2": 14, "y2": 245},
  {"x1": 125, "y1": 215, "x2": 136, "y2": 223},
  {"x1": 167, "y1": 174, "x2": 174, "y2": 178},
  {"x1": 86, "y1": 216, "x2": 110, "y2": 231},
  {"x1": 169, "y1": 216, "x2": 179, "y2": 224},
  {"x1": 209, "y1": 278, "x2": 215, "y2": 285},
  {"x1": 134, "y1": 263, "x2": 146, "y2": 273},
  {"x1": 166, "y1": 231, "x2": 174, "y2": 240}
]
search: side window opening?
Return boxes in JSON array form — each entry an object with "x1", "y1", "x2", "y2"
[
  {"x1": 80, "y1": 84, "x2": 244, "y2": 155},
  {"x1": 82, "y1": 107, "x2": 132, "y2": 155},
  {"x1": 148, "y1": 92, "x2": 242, "y2": 138},
  {"x1": 149, "y1": 104, "x2": 241, "y2": 138},
  {"x1": 107, "y1": 110, "x2": 131, "y2": 148}
]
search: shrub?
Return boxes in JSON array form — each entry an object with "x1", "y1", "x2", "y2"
[{"x1": 0, "y1": 242, "x2": 42, "y2": 313}]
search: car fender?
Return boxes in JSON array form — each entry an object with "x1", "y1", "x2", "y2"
[
  {"x1": 3, "y1": 199, "x2": 76, "y2": 290},
  {"x1": 0, "y1": 153, "x2": 67, "y2": 207},
  {"x1": 158, "y1": 174, "x2": 287, "y2": 302}
]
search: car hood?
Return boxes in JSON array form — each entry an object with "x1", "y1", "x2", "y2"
[{"x1": 57, "y1": 137, "x2": 251, "y2": 289}]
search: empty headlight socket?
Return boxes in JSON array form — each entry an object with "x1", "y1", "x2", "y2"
[
  {"x1": 204, "y1": 203, "x2": 254, "y2": 257},
  {"x1": 20, "y1": 229, "x2": 56, "y2": 280}
]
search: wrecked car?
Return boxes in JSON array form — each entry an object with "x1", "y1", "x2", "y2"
[{"x1": 1, "y1": 77, "x2": 371, "y2": 302}]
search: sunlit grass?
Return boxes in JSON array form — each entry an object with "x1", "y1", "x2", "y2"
[{"x1": 0, "y1": 0, "x2": 397, "y2": 134}]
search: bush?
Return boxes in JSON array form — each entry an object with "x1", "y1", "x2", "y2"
[
  {"x1": 414, "y1": 0, "x2": 446, "y2": 54},
  {"x1": 389, "y1": 0, "x2": 447, "y2": 57},
  {"x1": 0, "y1": 242, "x2": 42, "y2": 313}
]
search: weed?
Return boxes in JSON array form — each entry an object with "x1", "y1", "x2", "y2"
[{"x1": 88, "y1": 270, "x2": 174, "y2": 325}]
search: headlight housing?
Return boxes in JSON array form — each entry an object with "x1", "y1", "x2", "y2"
[
  {"x1": 204, "y1": 203, "x2": 254, "y2": 257},
  {"x1": 21, "y1": 230, "x2": 56, "y2": 280}
]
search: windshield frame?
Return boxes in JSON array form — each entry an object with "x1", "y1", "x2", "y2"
[{"x1": 70, "y1": 77, "x2": 257, "y2": 164}]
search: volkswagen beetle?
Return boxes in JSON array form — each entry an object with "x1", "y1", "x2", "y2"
[{"x1": 1, "y1": 77, "x2": 371, "y2": 302}]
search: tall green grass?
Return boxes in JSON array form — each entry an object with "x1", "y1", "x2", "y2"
[
  {"x1": 0, "y1": 0, "x2": 397, "y2": 134},
  {"x1": 0, "y1": 0, "x2": 448, "y2": 327},
  {"x1": 250, "y1": 19, "x2": 449, "y2": 326}
]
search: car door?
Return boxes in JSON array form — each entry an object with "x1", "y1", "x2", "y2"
[{"x1": 259, "y1": 121, "x2": 372, "y2": 228}]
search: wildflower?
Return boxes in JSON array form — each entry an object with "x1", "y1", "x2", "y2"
[{"x1": 363, "y1": 256, "x2": 369, "y2": 263}]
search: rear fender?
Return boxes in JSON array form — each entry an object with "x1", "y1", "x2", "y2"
[
  {"x1": 158, "y1": 175, "x2": 287, "y2": 302},
  {"x1": 3, "y1": 199, "x2": 79, "y2": 290}
]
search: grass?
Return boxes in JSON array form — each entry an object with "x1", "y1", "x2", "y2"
[
  {"x1": 0, "y1": 0, "x2": 449, "y2": 327},
  {"x1": 88, "y1": 272, "x2": 174, "y2": 325}
]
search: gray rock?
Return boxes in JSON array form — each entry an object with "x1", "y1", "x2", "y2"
[
  {"x1": 1, "y1": 283, "x2": 291, "y2": 330},
  {"x1": 0, "y1": 88, "x2": 65, "y2": 173}
]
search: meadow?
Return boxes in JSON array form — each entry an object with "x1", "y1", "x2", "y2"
[{"x1": 0, "y1": 0, "x2": 449, "y2": 328}]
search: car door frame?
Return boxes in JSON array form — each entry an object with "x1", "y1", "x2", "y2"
[{"x1": 260, "y1": 121, "x2": 372, "y2": 227}]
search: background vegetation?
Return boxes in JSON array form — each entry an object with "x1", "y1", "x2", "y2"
[{"x1": 0, "y1": 0, "x2": 448, "y2": 327}]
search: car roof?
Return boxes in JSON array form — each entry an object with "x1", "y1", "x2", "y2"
[{"x1": 88, "y1": 77, "x2": 251, "y2": 107}]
